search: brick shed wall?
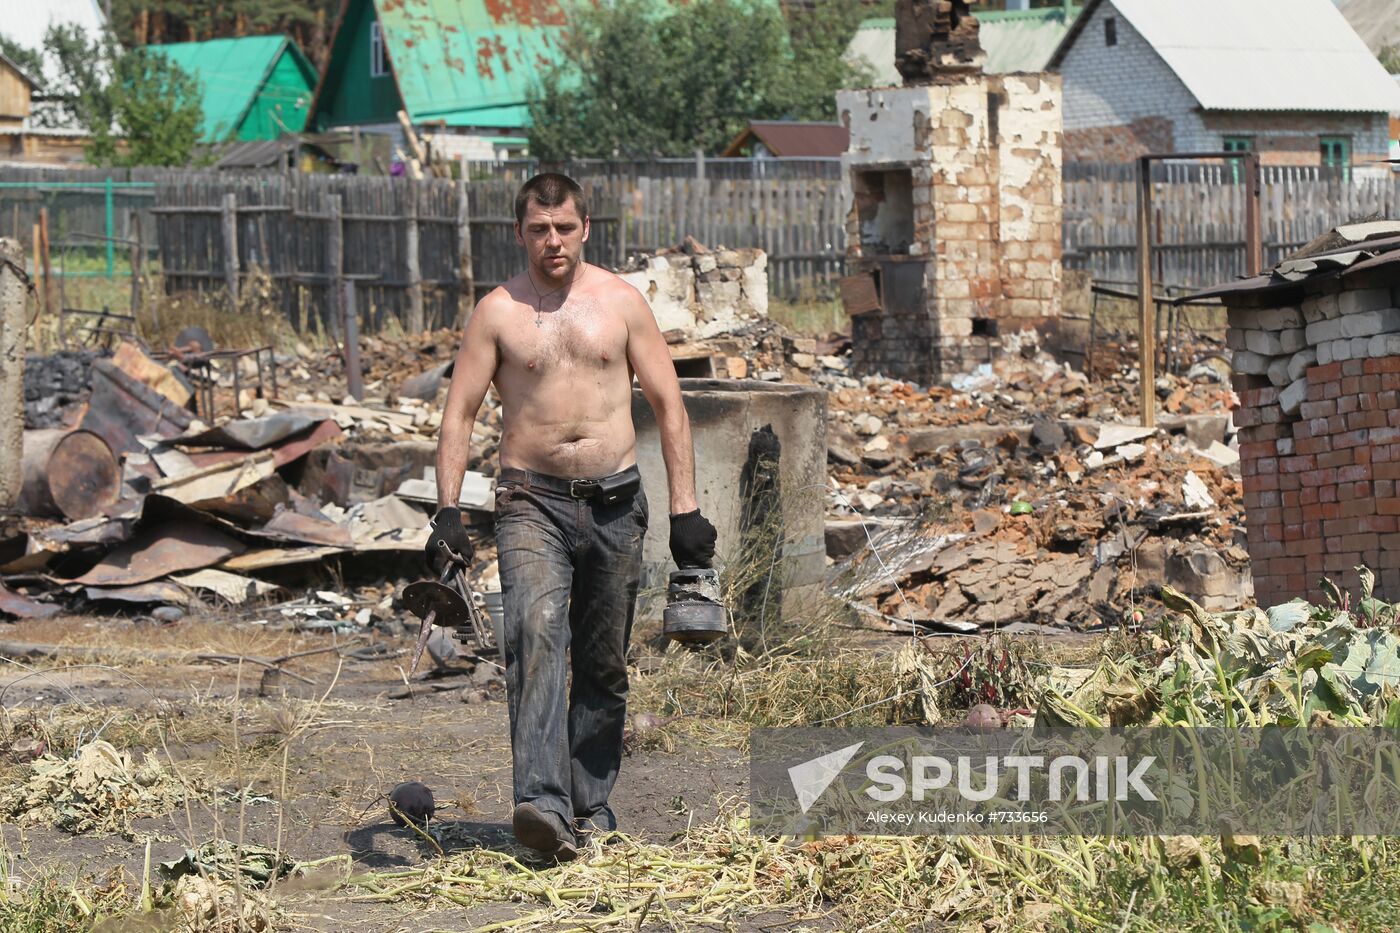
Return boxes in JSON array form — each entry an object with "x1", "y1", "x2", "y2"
[{"x1": 1229, "y1": 281, "x2": 1400, "y2": 607}]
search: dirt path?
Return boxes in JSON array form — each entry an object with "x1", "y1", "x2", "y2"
[{"x1": 0, "y1": 616, "x2": 754, "y2": 931}]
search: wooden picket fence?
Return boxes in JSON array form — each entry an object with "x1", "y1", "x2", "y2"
[{"x1": 1063, "y1": 161, "x2": 1400, "y2": 289}]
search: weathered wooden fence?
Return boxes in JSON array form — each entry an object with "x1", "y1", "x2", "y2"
[
  {"x1": 0, "y1": 165, "x2": 159, "y2": 274},
  {"x1": 155, "y1": 173, "x2": 466, "y2": 334},
  {"x1": 1064, "y1": 161, "x2": 1400, "y2": 288},
  {"x1": 151, "y1": 171, "x2": 623, "y2": 335},
  {"x1": 9, "y1": 158, "x2": 1400, "y2": 334},
  {"x1": 470, "y1": 158, "x2": 848, "y2": 299}
]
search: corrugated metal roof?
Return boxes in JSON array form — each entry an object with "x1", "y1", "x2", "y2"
[
  {"x1": 846, "y1": 12, "x2": 1075, "y2": 86},
  {"x1": 150, "y1": 37, "x2": 311, "y2": 142},
  {"x1": 722, "y1": 121, "x2": 849, "y2": 157},
  {"x1": 1056, "y1": 0, "x2": 1400, "y2": 114},
  {"x1": 375, "y1": 0, "x2": 568, "y2": 128},
  {"x1": 1183, "y1": 224, "x2": 1400, "y2": 302},
  {"x1": 0, "y1": 0, "x2": 105, "y2": 58}
]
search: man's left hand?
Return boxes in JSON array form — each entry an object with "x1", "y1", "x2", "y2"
[
  {"x1": 427, "y1": 507, "x2": 474, "y2": 572},
  {"x1": 669, "y1": 510, "x2": 717, "y2": 569}
]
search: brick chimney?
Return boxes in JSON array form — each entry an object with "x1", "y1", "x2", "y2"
[{"x1": 895, "y1": 0, "x2": 987, "y2": 83}]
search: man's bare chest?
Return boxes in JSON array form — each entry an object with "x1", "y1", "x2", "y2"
[{"x1": 496, "y1": 297, "x2": 629, "y2": 375}]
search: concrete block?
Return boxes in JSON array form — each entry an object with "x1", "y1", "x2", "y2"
[
  {"x1": 1279, "y1": 377, "x2": 1309, "y2": 416},
  {"x1": 1231, "y1": 349, "x2": 1272, "y2": 375},
  {"x1": 1267, "y1": 356, "x2": 1292, "y2": 387},
  {"x1": 1255, "y1": 305, "x2": 1304, "y2": 330},
  {"x1": 1279, "y1": 328, "x2": 1307, "y2": 354},
  {"x1": 1245, "y1": 329, "x2": 1286, "y2": 356},
  {"x1": 1369, "y1": 333, "x2": 1400, "y2": 358},
  {"x1": 1317, "y1": 340, "x2": 1334, "y2": 366},
  {"x1": 1333, "y1": 338, "x2": 1354, "y2": 362},
  {"x1": 1229, "y1": 304, "x2": 1303, "y2": 331},
  {"x1": 1227, "y1": 307, "x2": 1255, "y2": 330},
  {"x1": 1338, "y1": 288, "x2": 1391, "y2": 316},
  {"x1": 1226, "y1": 328, "x2": 1248, "y2": 351},
  {"x1": 1353, "y1": 336, "x2": 1371, "y2": 358},
  {"x1": 1302, "y1": 293, "x2": 1339, "y2": 323},
  {"x1": 1305, "y1": 318, "x2": 1342, "y2": 345},
  {"x1": 1340, "y1": 308, "x2": 1400, "y2": 339},
  {"x1": 1287, "y1": 348, "x2": 1317, "y2": 382}
]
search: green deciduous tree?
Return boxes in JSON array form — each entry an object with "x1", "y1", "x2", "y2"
[
  {"x1": 31, "y1": 25, "x2": 203, "y2": 166},
  {"x1": 528, "y1": 0, "x2": 870, "y2": 160},
  {"x1": 0, "y1": 36, "x2": 45, "y2": 87},
  {"x1": 1379, "y1": 43, "x2": 1400, "y2": 75}
]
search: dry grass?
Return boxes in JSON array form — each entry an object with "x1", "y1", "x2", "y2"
[{"x1": 766, "y1": 294, "x2": 845, "y2": 336}]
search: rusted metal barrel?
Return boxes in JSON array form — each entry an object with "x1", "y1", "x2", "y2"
[{"x1": 20, "y1": 429, "x2": 121, "y2": 520}]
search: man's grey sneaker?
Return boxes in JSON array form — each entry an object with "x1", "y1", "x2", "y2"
[{"x1": 512, "y1": 802, "x2": 578, "y2": 861}]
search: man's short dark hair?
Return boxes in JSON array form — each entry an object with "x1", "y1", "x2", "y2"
[{"x1": 514, "y1": 173, "x2": 588, "y2": 225}]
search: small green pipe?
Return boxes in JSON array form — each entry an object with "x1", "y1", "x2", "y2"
[
  {"x1": 0, "y1": 182, "x2": 154, "y2": 189},
  {"x1": 104, "y1": 176, "x2": 114, "y2": 277}
]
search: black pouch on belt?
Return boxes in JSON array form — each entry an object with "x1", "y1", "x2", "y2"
[{"x1": 592, "y1": 471, "x2": 641, "y2": 505}]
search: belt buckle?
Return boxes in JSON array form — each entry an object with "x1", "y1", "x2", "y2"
[{"x1": 569, "y1": 479, "x2": 600, "y2": 499}]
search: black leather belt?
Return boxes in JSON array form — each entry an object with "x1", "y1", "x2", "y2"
[{"x1": 499, "y1": 466, "x2": 641, "y2": 504}]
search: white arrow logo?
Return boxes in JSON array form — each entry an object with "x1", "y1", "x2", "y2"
[{"x1": 788, "y1": 742, "x2": 865, "y2": 813}]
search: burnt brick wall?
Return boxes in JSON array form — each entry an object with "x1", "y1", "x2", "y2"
[{"x1": 1065, "y1": 117, "x2": 1174, "y2": 162}]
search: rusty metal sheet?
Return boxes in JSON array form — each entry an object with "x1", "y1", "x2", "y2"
[
  {"x1": 261, "y1": 510, "x2": 354, "y2": 548},
  {"x1": 0, "y1": 583, "x2": 61, "y2": 619},
  {"x1": 183, "y1": 419, "x2": 342, "y2": 471},
  {"x1": 151, "y1": 451, "x2": 278, "y2": 505},
  {"x1": 178, "y1": 412, "x2": 321, "y2": 450},
  {"x1": 840, "y1": 272, "x2": 881, "y2": 317},
  {"x1": 0, "y1": 514, "x2": 137, "y2": 575},
  {"x1": 82, "y1": 580, "x2": 191, "y2": 606},
  {"x1": 188, "y1": 474, "x2": 291, "y2": 525},
  {"x1": 79, "y1": 358, "x2": 194, "y2": 456},
  {"x1": 220, "y1": 546, "x2": 347, "y2": 572},
  {"x1": 71, "y1": 521, "x2": 245, "y2": 587}
]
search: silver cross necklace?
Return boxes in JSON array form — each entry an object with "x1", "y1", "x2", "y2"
[{"x1": 526, "y1": 263, "x2": 585, "y2": 327}]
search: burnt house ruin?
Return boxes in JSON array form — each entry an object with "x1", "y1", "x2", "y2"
[{"x1": 840, "y1": 0, "x2": 1064, "y2": 384}]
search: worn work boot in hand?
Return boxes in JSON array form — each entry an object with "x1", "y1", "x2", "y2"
[{"x1": 512, "y1": 802, "x2": 578, "y2": 862}]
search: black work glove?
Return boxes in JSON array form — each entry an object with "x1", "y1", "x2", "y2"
[
  {"x1": 669, "y1": 509, "x2": 717, "y2": 569},
  {"x1": 427, "y1": 507, "x2": 474, "y2": 572}
]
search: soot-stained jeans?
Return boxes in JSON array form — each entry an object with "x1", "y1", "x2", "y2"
[{"x1": 493, "y1": 465, "x2": 648, "y2": 835}]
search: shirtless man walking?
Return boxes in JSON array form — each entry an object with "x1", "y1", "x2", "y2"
[{"x1": 429, "y1": 173, "x2": 717, "y2": 860}]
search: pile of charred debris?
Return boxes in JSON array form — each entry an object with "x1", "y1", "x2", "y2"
[
  {"x1": 1, "y1": 294, "x2": 1247, "y2": 639},
  {"x1": 2, "y1": 335, "x2": 487, "y2": 635}
]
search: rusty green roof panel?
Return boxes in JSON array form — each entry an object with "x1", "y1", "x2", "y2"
[{"x1": 375, "y1": 0, "x2": 569, "y2": 127}]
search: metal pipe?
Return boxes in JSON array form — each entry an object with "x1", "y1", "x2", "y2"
[
  {"x1": 344, "y1": 280, "x2": 364, "y2": 400},
  {"x1": 104, "y1": 176, "x2": 115, "y2": 278},
  {"x1": 1243, "y1": 152, "x2": 1263, "y2": 277},
  {"x1": 1137, "y1": 155, "x2": 1155, "y2": 428}
]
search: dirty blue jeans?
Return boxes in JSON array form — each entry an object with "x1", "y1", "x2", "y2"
[{"x1": 493, "y1": 465, "x2": 648, "y2": 837}]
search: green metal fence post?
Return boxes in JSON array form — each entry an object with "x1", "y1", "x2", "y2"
[{"x1": 104, "y1": 176, "x2": 114, "y2": 278}]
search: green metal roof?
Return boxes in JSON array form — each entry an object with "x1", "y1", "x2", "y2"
[
  {"x1": 373, "y1": 0, "x2": 569, "y2": 127},
  {"x1": 150, "y1": 36, "x2": 317, "y2": 142}
]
